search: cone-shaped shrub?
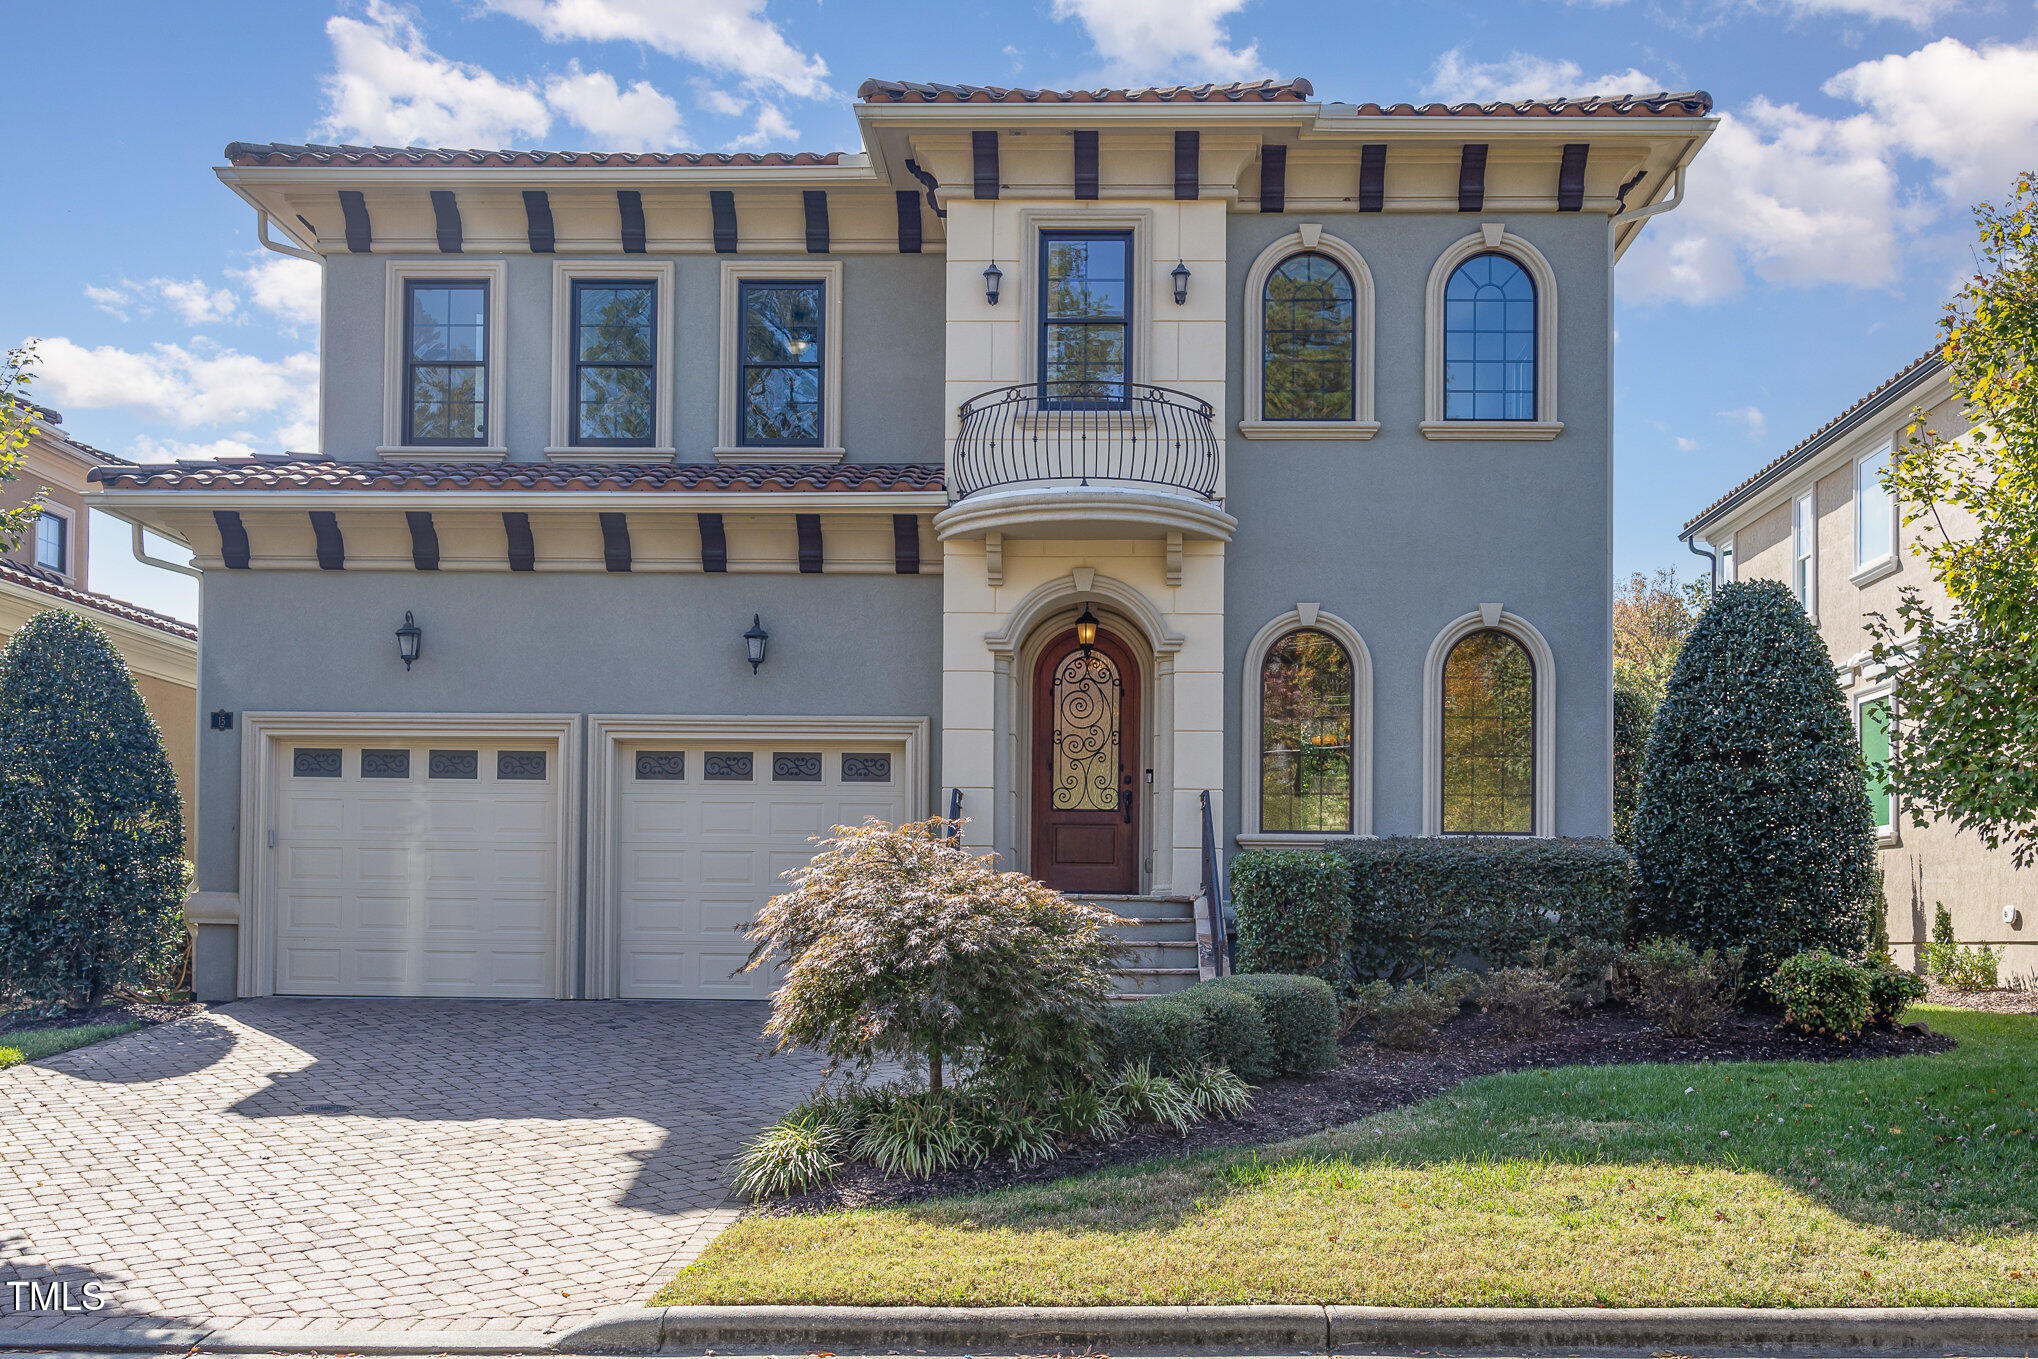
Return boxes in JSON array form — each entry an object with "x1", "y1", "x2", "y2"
[
  {"x1": 0, "y1": 611, "x2": 187, "y2": 1008},
  {"x1": 1629, "y1": 580, "x2": 1877, "y2": 974}
]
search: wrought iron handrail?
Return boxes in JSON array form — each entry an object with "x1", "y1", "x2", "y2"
[
  {"x1": 951, "y1": 380, "x2": 1220, "y2": 501},
  {"x1": 946, "y1": 787, "x2": 963, "y2": 843},
  {"x1": 1199, "y1": 789, "x2": 1232, "y2": 977}
]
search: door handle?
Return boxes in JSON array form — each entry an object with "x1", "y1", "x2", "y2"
[{"x1": 1122, "y1": 771, "x2": 1134, "y2": 824}]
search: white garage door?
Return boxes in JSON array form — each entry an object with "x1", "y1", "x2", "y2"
[
  {"x1": 273, "y1": 740, "x2": 561, "y2": 997},
  {"x1": 615, "y1": 743, "x2": 909, "y2": 999}
]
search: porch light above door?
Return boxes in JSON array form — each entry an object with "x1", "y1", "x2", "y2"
[
  {"x1": 1171, "y1": 260, "x2": 1191, "y2": 305},
  {"x1": 395, "y1": 611, "x2": 422, "y2": 670},
  {"x1": 744, "y1": 614, "x2": 769, "y2": 673},
  {"x1": 1075, "y1": 605, "x2": 1099, "y2": 654},
  {"x1": 982, "y1": 261, "x2": 1003, "y2": 306}
]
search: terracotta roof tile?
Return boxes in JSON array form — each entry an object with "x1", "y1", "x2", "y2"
[
  {"x1": 1683, "y1": 347, "x2": 1946, "y2": 536},
  {"x1": 1334, "y1": 91, "x2": 1712, "y2": 118},
  {"x1": 224, "y1": 142, "x2": 848, "y2": 168},
  {"x1": 91, "y1": 456, "x2": 944, "y2": 495},
  {"x1": 857, "y1": 78, "x2": 1315, "y2": 104},
  {"x1": 0, "y1": 559, "x2": 196, "y2": 641}
]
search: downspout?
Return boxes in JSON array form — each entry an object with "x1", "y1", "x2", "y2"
[
  {"x1": 255, "y1": 208, "x2": 319, "y2": 263},
  {"x1": 1686, "y1": 534, "x2": 1719, "y2": 592},
  {"x1": 100, "y1": 509, "x2": 201, "y2": 579}
]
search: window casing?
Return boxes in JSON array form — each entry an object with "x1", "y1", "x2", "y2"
[
  {"x1": 1443, "y1": 253, "x2": 1536, "y2": 421},
  {"x1": 402, "y1": 279, "x2": 490, "y2": 447},
  {"x1": 1439, "y1": 628, "x2": 1536, "y2": 836},
  {"x1": 1855, "y1": 445, "x2": 1896, "y2": 572},
  {"x1": 1261, "y1": 253, "x2": 1356, "y2": 422},
  {"x1": 736, "y1": 279, "x2": 825, "y2": 449},
  {"x1": 569, "y1": 279, "x2": 656, "y2": 448},
  {"x1": 1792, "y1": 489, "x2": 1817, "y2": 616},
  {"x1": 1039, "y1": 230, "x2": 1132, "y2": 406},
  {"x1": 1258, "y1": 629, "x2": 1354, "y2": 835},
  {"x1": 34, "y1": 511, "x2": 67, "y2": 574}
]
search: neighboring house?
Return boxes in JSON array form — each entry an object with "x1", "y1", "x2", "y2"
[
  {"x1": 2, "y1": 402, "x2": 198, "y2": 850},
  {"x1": 91, "y1": 78, "x2": 1714, "y2": 1004},
  {"x1": 1683, "y1": 350, "x2": 2035, "y2": 985}
]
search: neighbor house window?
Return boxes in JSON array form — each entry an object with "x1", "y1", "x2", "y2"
[
  {"x1": 1440, "y1": 628, "x2": 1535, "y2": 835},
  {"x1": 1860, "y1": 695, "x2": 1894, "y2": 834},
  {"x1": 569, "y1": 279, "x2": 656, "y2": 448},
  {"x1": 1259, "y1": 629, "x2": 1354, "y2": 834},
  {"x1": 1262, "y1": 253, "x2": 1356, "y2": 421},
  {"x1": 1856, "y1": 445, "x2": 1895, "y2": 569},
  {"x1": 1040, "y1": 230, "x2": 1131, "y2": 404},
  {"x1": 34, "y1": 511, "x2": 66, "y2": 574},
  {"x1": 737, "y1": 280, "x2": 825, "y2": 447},
  {"x1": 1792, "y1": 489, "x2": 1817, "y2": 615},
  {"x1": 1442, "y1": 253, "x2": 1536, "y2": 421},
  {"x1": 403, "y1": 279, "x2": 489, "y2": 446}
]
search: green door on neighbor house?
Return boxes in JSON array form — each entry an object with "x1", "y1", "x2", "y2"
[{"x1": 1860, "y1": 696, "x2": 1892, "y2": 831}]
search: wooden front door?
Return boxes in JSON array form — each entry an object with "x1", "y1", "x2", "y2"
[{"x1": 1031, "y1": 628, "x2": 1140, "y2": 893}]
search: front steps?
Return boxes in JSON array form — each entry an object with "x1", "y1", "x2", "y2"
[{"x1": 1080, "y1": 894, "x2": 1206, "y2": 998}]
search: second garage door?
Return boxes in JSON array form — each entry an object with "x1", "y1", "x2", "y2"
[{"x1": 614, "y1": 742, "x2": 909, "y2": 998}]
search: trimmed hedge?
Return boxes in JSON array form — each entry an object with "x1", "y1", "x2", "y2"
[
  {"x1": 1771, "y1": 949, "x2": 1871, "y2": 1039},
  {"x1": 1328, "y1": 837, "x2": 1630, "y2": 982},
  {"x1": 1098, "y1": 994, "x2": 1201, "y2": 1073},
  {"x1": 1182, "y1": 984, "x2": 1277, "y2": 1081},
  {"x1": 1189, "y1": 974, "x2": 1340, "y2": 1074},
  {"x1": 1100, "y1": 973, "x2": 1339, "y2": 1079},
  {"x1": 1231, "y1": 849, "x2": 1352, "y2": 981}
]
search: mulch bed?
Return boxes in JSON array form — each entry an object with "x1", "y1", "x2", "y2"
[
  {"x1": 767, "y1": 1003, "x2": 1953, "y2": 1214},
  {"x1": 1923, "y1": 980, "x2": 2038, "y2": 1013},
  {"x1": 0, "y1": 998, "x2": 206, "y2": 1035}
]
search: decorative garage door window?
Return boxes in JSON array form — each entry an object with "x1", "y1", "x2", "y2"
[
  {"x1": 361, "y1": 749, "x2": 411, "y2": 779},
  {"x1": 497, "y1": 751, "x2": 547, "y2": 780},
  {"x1": 429, "y1": 749, "x2": 480, "y2": 780},
  {"x1": 293, "y1": 748, "x2": 342, "y2": 778},
  {"x1": 704, "y1": 751, "x2": 754, "y2": 781},
  {"x1": 841, "y1": 753, "x2": 892, "y2": 783},
  {"x1": 635, "y1": 751, "x2": 685, "y2": 780},
  {"x1": 1050, "y1": 649, "x2": 1120, "y2": 811},
  {"x1": 772, "y1": 752, "x2": 822, "y2": 782}
]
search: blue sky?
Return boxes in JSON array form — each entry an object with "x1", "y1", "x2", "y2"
[{"x1": 5, "y1": 0, "x2": 2033, "y2": 622}]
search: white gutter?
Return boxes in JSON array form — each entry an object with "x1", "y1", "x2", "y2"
[
  {"x1": 91, "y1": 506, "x2": 202, "y2": 578},
  {"x1": 255, "y1": 208, "x2": 319, "y2": 262}
]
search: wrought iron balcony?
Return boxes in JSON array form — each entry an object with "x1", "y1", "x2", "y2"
[{"x1": 950, "y1": 380, "x2": 1220, "y2": 502}]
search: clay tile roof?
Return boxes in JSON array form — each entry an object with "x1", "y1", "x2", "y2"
[
  {"x1": 1683, "y1": 347, "x2": 1947, "y2": 536},
  {"x1": 1338, "y1": 91, "x2": 1712, "y2": 118},
  {"x1": 223, "y1": 142, "x2": 848, "y2": 168},
  {"x1": 90, "y1": 456, "x2": 945, "y2": 496},
  {"x1": 0, "y1": 559, "x2": 196, "y2": 641},
  {"x1": 856, "y1": 77, "x2": 1315, "y2": 104}
]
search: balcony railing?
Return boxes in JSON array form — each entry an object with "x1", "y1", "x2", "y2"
[{"x1": 951, "y1": 380, "x2": 1220, "y2": 502}]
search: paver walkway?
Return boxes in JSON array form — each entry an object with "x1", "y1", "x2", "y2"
[{"x1": 0, "y1": 998, "x2": 831, "y2": 1341}]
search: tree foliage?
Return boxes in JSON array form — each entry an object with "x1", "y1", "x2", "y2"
[
  {"x1": 745, "y1": 817, "x2": 1122, "y2": 1089},
  {"x1": 0, "y1": 611, "x2": 188, "y2": 1009},
  {"x1": 0, "y1": 344, "x2": 41, "y2": 553},
  {"x1": 1613, "y1": 567, "x2": 1710, "y2": 707},
  {"x1": 1612, "y1": 679, "x2": 1655, "y2": 847},
  {"x1": 1869, "y1": 172, "x2": 2038, "y2": 866},
  {"x1": 1630, "y1": 580, "x2": 1879, "y2": 974}
]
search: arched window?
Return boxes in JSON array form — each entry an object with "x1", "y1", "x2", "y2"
[
  {"x1": 1262, "y1": 253, "x2": 1356, "y2": 422},
  {"x1": 1259, "y1": 629, "x2": 1354, "y2": 834},
  {"x1": 1443, "y1": 253, "x2": 1537, "y2": 421},
  {"x1": 1440, "y1": 628, "x2": 1535, "y2": 834}
]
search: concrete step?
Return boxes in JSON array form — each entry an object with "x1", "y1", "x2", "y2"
[
  {"x1": 1113, "y1": 939, "x2": 1202, "y2": 969},
  {"x1": 1110, "y1": 965, "x2": 1202, "y2": 996},
  {"x1": 1101, "y1": 917, "x2": 1198, "y2": 944},
  {"x1": 1078, "y1": 893, "x2": 1198, "y2": 923}
]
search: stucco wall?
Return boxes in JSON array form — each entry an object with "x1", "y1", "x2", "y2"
[
  {"x1": 1220, "y1": 211, "x2": 1615, "y2": 842},
  {"x1": 319, "y1": 253, "x2": 947, "y2": 462},
  {"x1": 3, "y1": 433, "x2": 94, "y2": 580},
  {"x1": 134, "y1": 670, "x2": 197, "y2": 855}
]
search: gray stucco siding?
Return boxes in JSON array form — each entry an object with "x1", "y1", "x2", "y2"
[
  {"x1": 320, "y1": 253, "x2": 947, "y2": 462},
  {"x1": 1220, "y1": 212, "x2": 1614, "y2": 843}
]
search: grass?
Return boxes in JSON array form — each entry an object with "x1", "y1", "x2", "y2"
[
  {"x1": 0, "y1": 1021, "x2": 143, "y2": 1069},
  {"x1": 656, "y1": 1007, "x2": 2038, "y2": 1308}
]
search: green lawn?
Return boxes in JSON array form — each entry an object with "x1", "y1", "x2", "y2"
[
  {"x1": 657, "y1": 1007, "x2": 2038, "y2": 1308},
  {"x1": 0, "y1": 1021, "x2": 144, "y2": 1070}
]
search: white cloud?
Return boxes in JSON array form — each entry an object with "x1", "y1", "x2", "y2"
[
  {"x1": 691, "y1": 81, "x2": 748, "y2": 119},
  {"x1": 730, "y1": 103, "x2": 796, "y2": 151},
  {"x1": 1048, "y1": 0, "x2": 1266, "y2": 84},
  {"x1": 1674, "y1": 435, "x2": 1702, "y2": 452},
  {"x1": 1719, "y1": 405, "x2": 1768, "y2": 438},
  {"x1": 127, "y1": 435, "x2": 268, "y2": 464},
  {"x1": 31, "y1": 337, "x2": 318, "y2": 439},
  {"x1": 1771, "y1": 0, "x2": 1960, "y2": 25},
  {"x1": 321, "y1": 0, "x2": 552, "y2": 147},
  {"x1": 229, "y1": 254, "x2": 323, "y2": 330},
  {"x1": 544, "y1": 63, "x2": 684, "y2": 150},
  {"x1": 480, "y1": 0, "x2": 829, "y2": 100},
  {"x1": 83, "y1": 277, "x2": 239, "y2": 326},
  {"x1": 1824, "y1": 38, "x2": 2038, "y2": 202},
  {"x1": 1425, "y1": 50, "x2": 1663, "y2": 102}
]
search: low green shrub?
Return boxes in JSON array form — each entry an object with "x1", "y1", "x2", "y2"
[
  {"x1": 730, "y1": 1108, "x2": 846, "y2": 1199},
  {"x1": 1048, "y1": 1085, "x2": 1126, "y2": 1142},
  {"x1": 1371, "y1": 980, "x2": 1464, "y2": 1052},
  {"x1": 1178, "y1": 984, "x2": 1277, "y2": 1082},
  {"x1": 851, "y1": 1089, "x2": 984, "y2": 1178},
  {"x1": 1232, "y1": 849, "x2": 1353, "y2": 981},
  {"x1": 1621, "y1": 937, "x2": 1744, "y2": 1039},
  {"x1": 1545, "y1": 939, "x2": 1623, "y2": 1009},
  {"x1": 1922, "y1": 905, "x2": 2003, "y2": 990},
  {"x1": 1112, "y1": 1060, "x2": 1199, "y2": 1133},
  {"x1": 1189, "y1": 974, "x2": 1340, "y2": 1074},
  {"x1": 1099, "y1": 995, "x2": 1202, "y2": 1073},
  {"x1": 1477, "y1": 966, "x2": 1566, "y2": 1041},
  {"x1": 1771, "y1": 950, "x2": 1872, "y2": 1040},
  {"x1": 1329, "y1": 837, "x2": 1629, "y2": 982},
  {"x1": 1177, "y1": 1063, "x2": 1253, "y2": 1118},
  {"x1": 1862, "y1": 955, "x2": 1928, "y2": 1026}
]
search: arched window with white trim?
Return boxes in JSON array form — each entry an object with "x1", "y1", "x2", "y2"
[
  {"x1": 1239, "y1": 231, "x2": 1377, "y2": 439},
  {"x1": 1420, "y1": 229, "x2": 1560, "y2": 441},
  {"x1": 1421, "y1": 608, "x2": 1557, "y2": 837},
  {"x1": 1239, "y1": 609, "x2": 1373, "y2": 845}
]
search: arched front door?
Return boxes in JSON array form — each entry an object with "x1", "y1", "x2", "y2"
[{"x1": 1031, "y1": 627, "x2": 1141, "y2": 893}]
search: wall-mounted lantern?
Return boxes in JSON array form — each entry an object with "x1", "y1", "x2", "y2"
[
  {"x1": 395, "y1": 611, "x2": 422, "y2": 670},
  {"x1": 1171, "y1": 260, "x2": 1192, "y2": 306},
  {"x1": 744, "y1": 614, "x2": 770, "y2": 673},
  {"x1": 982, "y1": 261, "x2": 1004, "y2": 307},
  {"x1": 1075, "y1": 604, "x2": 1100, "y2": 656}
]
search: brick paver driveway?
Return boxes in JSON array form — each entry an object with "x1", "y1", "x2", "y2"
[{"x1": 0, "y1": 999, "x2": 833, "y2": 1337}]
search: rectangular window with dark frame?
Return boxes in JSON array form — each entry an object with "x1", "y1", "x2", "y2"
[
  {"x1": 34, "y1": 512, "x2": 66, "y2": 574},
  {"x1": 737, "y1": 279, "x2": 824, "y2": 447},
  {"x1": 571, "y1": 279, "x2": 656, "y2": 447},
  {"x1": 1039, "y1": 230, "x2": 1131, "y2": 406},
  {"x1": 404, "y1": 279, "x2": 489, "y2": 446}
]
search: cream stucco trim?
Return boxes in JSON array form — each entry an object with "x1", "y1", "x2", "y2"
[
  {"x1": 583, "y1": 714, "x2": 930, "y2": 1000},
  {"x1": 934, "y1": 484, "x2": 1237, "y2": 543},
  {"x1": 715, "y1": 259, "x2": 845, "y2": 462},
  {"x1": 1238, "y1": 608, "x2": 1373, "y2": 845},
  {"x1": 1420, "y1": 609, "x2": 1557, "y2": 838},
  {"x1": 1016, "y1": 207, "x2": 1157, "y2": 388},
  {"x1": 380, "y1": 259, "x2": 510, "y2": 456},
  {"x1": 547, "y1": 259, "x2": 677, "y2": 458},
  {"x1": 235, "y1": 712, "x2": 582, "y2": 1000},
  {"x1": 1239, "y1": 227, "x2": 1376, "y2": 433},
  {"x1": 1421, "y1": 226, "x2": 1559, "y2": 434}
]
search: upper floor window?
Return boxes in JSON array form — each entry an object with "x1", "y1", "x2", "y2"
[
  {"x1": 1856, "y1": 445, "x2": 1895, "y2": 570},
  {"x1": 1262, "y1": 253, "x2": 1356, "y2": 422},
  {"x1": 1443, "y1": 253, "x2": 1536, "y2": 421},
  {"x1": 403, "y1": 279, "x2": 489, "y2": 447},
  {"x1": 737, "y1": 280, "x2": 825, "y2": 448},
  {"x1": 1440, "y1": 627, "x2": 1535, "y2": 835},
  {"x1": 1040, "y1": 230, "x2": 1131, "y2": 404},
  {"x1": 35, "y1": 511, "x2": 66, "y2": 574},
  {"x1": 570, "y1": 280, "x2": 656, "y2": 448},
  {"x1": 1259, "y1": 628, "x2": 1354, "y2": 834},
  {"x1": 1792, "y1": 488, "x2": 1817, "y2": 615}
]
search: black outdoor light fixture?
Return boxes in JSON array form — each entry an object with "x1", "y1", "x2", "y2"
[
  {"x1": 744, "y1": 613, "x2": 770, "y2": 673},
  {"x1": 1171, "y1": 260, "x2": 1192, "y2": 305},
  {"x1": 395, "y1": 611, "x2": 422, "y2": 670},
  {"x1": 1075, "y1": 604, "x2": 1100, "y2": 655},
  {"x1": 982, "y1": 261, "x2": 1003, "y2": 306}
]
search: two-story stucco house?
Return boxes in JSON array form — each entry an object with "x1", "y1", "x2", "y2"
[
  {"x1": 90, "y1": 77, "x2": 1714, "y2": 1004},
  {"x1": 1684, "y1": 350, "x2": 2036, "y2": 985}
]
